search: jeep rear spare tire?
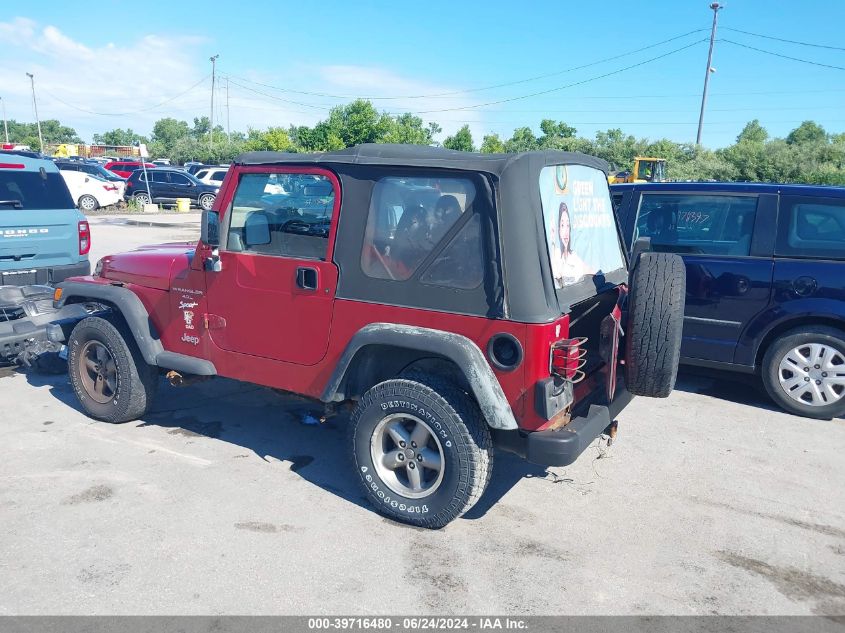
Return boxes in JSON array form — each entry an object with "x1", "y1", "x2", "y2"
[
  {"x1": 349, "y1": 375, "x2": 493, "y2": 528},
  {"x1": 625, "y1": 252, "x2": 685, "y2": 397},
  {"x1": 67, "y1": 316, "x2": 159, "y2": 423}
]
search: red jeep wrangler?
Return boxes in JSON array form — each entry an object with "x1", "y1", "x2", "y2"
[{"x1": 52, "y1": 145, "x2": 684, "y2": 528}]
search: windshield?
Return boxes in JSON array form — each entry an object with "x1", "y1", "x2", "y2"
[
  {"x1": 539, "y1": 164, "x2": 626, "y2": 289},
  {"x1": 0, "y1": 169, "x2": 75, "y2": 210}
]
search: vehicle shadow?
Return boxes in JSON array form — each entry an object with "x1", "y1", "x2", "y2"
[
  {"x1": 24, "y1": 370, "x2": 549, "y2": 523},
  {"x1": 672, "y1": 367, "x2": 781, "y2": 413}
]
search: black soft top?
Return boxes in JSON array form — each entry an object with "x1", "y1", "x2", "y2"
[
  {"x1": 235, "y1": 144, "x2": 609, "y2": 177},
  {"x1": 233, "y1": 144, "x2": 623, "y2": 322}
]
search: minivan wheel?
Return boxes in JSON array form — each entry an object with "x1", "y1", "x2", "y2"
[
  {"x1": 78, "y1": 194, "x2": 99, "y2": 211},
  {"x1": 199, "y1": 193, "x2": 216, "y2": 210},
  {"x1": 67, "y1": 316, "x2": 159, "y2": 423},
  {"x1": 134, "y1": 192, "x2": 152, "y2": 206},
  {"x1": 349, "y1": 374, "x2": 493, "y2": 528},
  {"x1": 762, "y1": 327, "x2": 845, "y2": 419}
]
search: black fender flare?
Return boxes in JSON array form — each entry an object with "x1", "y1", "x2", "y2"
[
  {"x1": 56, "y1": 281, "x2": 216, "y2": 376},
  {"x1": 321, "y1": 323, "x2": 518, "y2": 430}
]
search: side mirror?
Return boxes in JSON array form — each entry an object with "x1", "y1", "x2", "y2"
[
  {"x1": 201, "y1": 209, "x2": 223, "y2": 271},
  {"x1": 630, "y1": 236, "x2": 652, "y2": 269},
  {"x1": 201, "y1": 209, "x2": 219, "y2": 247}
]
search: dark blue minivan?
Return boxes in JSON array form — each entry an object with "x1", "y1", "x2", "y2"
[{"x1": 612, "y1": 182, "x2": 845, "y2": 419}]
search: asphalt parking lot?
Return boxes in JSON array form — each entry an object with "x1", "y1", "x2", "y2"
[{"x1": 1, "y1": 218, "x2": 843, "y2": 616}]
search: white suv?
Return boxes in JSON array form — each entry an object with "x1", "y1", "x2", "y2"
[{"x1": 194, "y1": 167, "x2": 228, "y2": 186}]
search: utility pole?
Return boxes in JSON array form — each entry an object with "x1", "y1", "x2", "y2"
[
  {"x1": 209, "y1": 55, "x2": 219, "y2": 151},
  {"x1": 26, "y1": 73, "x2": 44, "y2": 154},
  {"x1": 1, "y1": 97, "x2": 9, "y2": 144},
  {"x1": 696, "y1": 2, "x2": 722, "y2": 146},
  {"x1": 226, "y1": 77, "x2": 231, "y2": 142}
]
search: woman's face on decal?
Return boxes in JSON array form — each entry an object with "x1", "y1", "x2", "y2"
[{"x1": 559, "y1": 210, "x2": 571, "y2": 251}]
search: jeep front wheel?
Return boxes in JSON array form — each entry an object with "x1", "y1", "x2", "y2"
[
  {"x1": 349, "y1": 376, "x2": 492, "y2": 528},
  {"x1": 67, "y1": 316, "x2": 159, "y2": 423}
]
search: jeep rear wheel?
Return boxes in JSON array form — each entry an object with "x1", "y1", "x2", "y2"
[
  {"x1": 67, "y1": 316, "x2": 159, "y2": 423},
  {"x1": 349, "y1": 375, "x2": 492, "y2": 528},
  {"x1": 625, "y1": 252, "x2": 686, "y2": 397}
]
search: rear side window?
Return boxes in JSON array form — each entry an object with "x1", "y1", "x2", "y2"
[
  {"x1": 776, "y1": 197, "x2": 845, "y2": 260},
  {"x1": 539, "y1": 165, "x2": 625, "y2": 288},
  {"x1": 635, "y1": 193, "x2": 758, "y2": 256},
  {"x1": 361, "y1": 176, "x2": 476, "y2": 282},
  {"x1": 225, "y1": 172, "x2": 335, "y2": 260},
  {"x1": 210, "y1": 170, "x2": 226, "y2": 182},
  {"x1": 0, "y1": 168, "x2": 75, "y2": 210}
]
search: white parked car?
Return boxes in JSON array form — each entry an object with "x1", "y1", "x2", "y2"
[
  {"x1": 194, "y1": 166, "x2": 228, "y2": 186},
  {"x1": 59, "y1": 170, "x2": 122, "y2": 211}
]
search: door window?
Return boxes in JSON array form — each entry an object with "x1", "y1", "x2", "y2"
[
  {"x1": 776, "y1": 197, "x2": 845, "y2": 260},
  {"x1": 150, "y1": 171, "x2": 169, "y2": 183},
  {"x1": 169, "y1": 172, "x2": 191, "y2": 185},
  {"x1": 225, "y1": 172, "x2": 335, "y2": 260},
  {"x1": 635, "y1": 194, "x2": 758, "y2": 256}
]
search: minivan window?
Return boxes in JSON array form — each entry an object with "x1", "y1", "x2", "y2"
[
  {"x1": 777, "y1": 197, "x2": 845, "y2": 260},
  {"x1": 635, "y1": 193, "x2": 758, "y2": 257},
  {"x1": 0, "y1": 170, "x2": 75, "y2": 209}
]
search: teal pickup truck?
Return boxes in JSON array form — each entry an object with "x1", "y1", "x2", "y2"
[{"x1": 0, "y1": 150, "x2": 92, "y2": 365}]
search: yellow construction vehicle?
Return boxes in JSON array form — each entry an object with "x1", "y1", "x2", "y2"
[{"x1": 608, "y1": 157, "x2": 667, "y2": 184}]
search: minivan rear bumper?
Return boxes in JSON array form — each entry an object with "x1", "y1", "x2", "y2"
[
  {"x1": 0, "y1": 261, "x2": 90, "y2": 286},
  {"x1": 493, "y1": 379, "x2": 634, "y2": 467}
]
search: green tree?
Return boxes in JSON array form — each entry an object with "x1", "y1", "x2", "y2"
[
  {"x1": 191, "y1": 117, "x2": 211, "y2": 139},
  {"x1": 443, "y1": 125, "x2": 475, "y2": 152},
  {"x1": 7, "y1": 119, "x2": 81, "y2": 147},
  {"x1": 93, "y1": 128, "x2": 146, "y2": 146},
  {"x1": 383, "y1": 113, "x2": 435, "y2": 145},
  {"x1": 786, "y1": 120, "x2": 827, "y2": 145},
  {"x1": 242, "y1": 127, "x2": 295, "y2": 152},
  {"x1": 480, "y1": 133, "x2": 505, "y2": 154},
  {"x1": 538, "y1": 119, "x2": 577, "y2": 148},
  {"x1": 504, "y1": 127, "x2": 539, "y2": 153},
  {"x1": 736, "y1": 119, "x2": 768, "y2": 144},
  {"x1": 151, "y1": 118, "x2": 191, "y2": 149}
]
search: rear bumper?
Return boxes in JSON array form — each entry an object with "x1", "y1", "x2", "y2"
[
  {"x1": 0, "y1": 261, "x2": 90, "y2": 287},
  {"x1": 494, "y1": 379, "x2": 634, "y2": 467},
  {"x1": 0, "y1": 303, "x2": 89, "y2": 361}
]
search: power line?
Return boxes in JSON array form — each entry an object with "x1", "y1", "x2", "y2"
[
  {"x1": 722, "y1": 27, "x2": 845, "y2": 52},
  {"x1": 222, "y1": 29, "x2": 709, "y2": 101},
  {"x1": 720, "y1": 39, "x2": 845, "y2": 71},
  {"x1": 224, "y1": 77, "x2": 334, "y2": 110},
  {"x1": 44, "y1": 76, "x2": 210, "y2": 116},
  {"x1": 412, "y1": 39, "x2": 709, "y2": 114}
]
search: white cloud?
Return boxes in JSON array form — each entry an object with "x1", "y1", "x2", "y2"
[{"x1": 0, "y1": 17, "x2": 489, "y2": 145}]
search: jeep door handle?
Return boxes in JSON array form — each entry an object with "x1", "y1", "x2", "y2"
[{"x1": 296, "y1": 267, "x2": 318, "y2": 291}]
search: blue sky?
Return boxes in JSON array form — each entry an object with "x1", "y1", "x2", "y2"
[{"x1": 2, "y1": 0, "x2": 843, "y2": 147}]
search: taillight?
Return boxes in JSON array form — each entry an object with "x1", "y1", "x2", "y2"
[
  {"x1": 78, "y1": 221, "x2": 91, "y2": 255},
  {"x1": 551, "y1": 337, "x2": 588, "y2": 383},
  {"x1": 0, "y1": 163, "x2": 25, "y2": 169},
  {"x1": 104, "y1": 184, "x2": 117, "y2": 191}
]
